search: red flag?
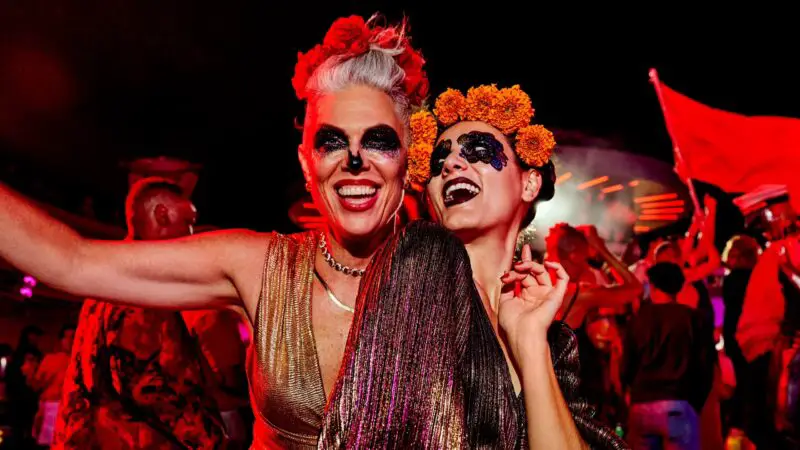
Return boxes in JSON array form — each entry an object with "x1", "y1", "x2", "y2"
[{"x1": 651, "y1": 70, "x2": 800, "y2": 211}]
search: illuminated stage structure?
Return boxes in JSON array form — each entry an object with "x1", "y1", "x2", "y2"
[{"x1": 539, "y1": 141, "x2": 691, "y2": 239}]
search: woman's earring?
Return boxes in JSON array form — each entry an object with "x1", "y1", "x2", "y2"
[{"x1": 305, "y1": 181, "x2": 311, "y2": 193}]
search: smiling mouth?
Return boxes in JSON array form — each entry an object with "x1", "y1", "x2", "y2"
[
  {"x1": 334, "y1": 180, "x2": 380, "y2": 212},
  {"x1": 336, "y1": 184, "x2": 377, "y2": 198},
  {"x1": 442, "y1": 177, "x2": 481, "y2": 207}
]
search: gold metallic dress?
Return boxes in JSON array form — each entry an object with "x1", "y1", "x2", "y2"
[{"x1": 247, "y1": 231, "x2": 325, "y2": 449}]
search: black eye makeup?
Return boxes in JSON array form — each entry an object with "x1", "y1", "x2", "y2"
[
  {"x1": 360, "y1": 125, "x2": 401, "y2": 154},
  {"x1": 430, "y1": 139, "x2": 452, "y2": 177},
  {"x1": 314, "y1": 125, "x2": 349, "y2": 153},
  {"x1": 456, "y1": 131, "x2": 508, "y2": 171}
]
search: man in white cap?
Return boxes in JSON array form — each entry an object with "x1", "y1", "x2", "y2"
[{"x1": 734, "y1": 184, "x2": 800, "y2": 448}]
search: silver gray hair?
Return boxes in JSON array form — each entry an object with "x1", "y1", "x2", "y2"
[{"x1": 304, "y1": 46, "x2": 413, "y2": 144}]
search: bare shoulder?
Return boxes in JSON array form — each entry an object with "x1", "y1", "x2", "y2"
[
  {"x1": 211, "y1": 228, "x2": 273, "y2": 276},
  {"x1": 211, "y1": 229, "x2": 275, "y2": 321}
]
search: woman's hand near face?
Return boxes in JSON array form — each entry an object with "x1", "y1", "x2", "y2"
[
  {"x1": 499, "y1": 245, "x2": 570, "y2": 363},
  {"x1": 501, "y1": 246, "x2": 591, "y2": 450}
]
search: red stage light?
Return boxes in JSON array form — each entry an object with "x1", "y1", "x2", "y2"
[
  {"x1": 634, "y1": 193, "x2": 678, "y2": 203},
  {"x1": 640, "y1": 200, "x2": 685, "y2": 208},
  {"x1": 556, "y1": 172, "x2": 573, "y2": 185},
  {"x1": 577, "y1": 176, "x2": 609, "y2": 190},
  {"x1": 638, "y1": 207, "x2": 684, "y2": 214},
  {"x1": 601, "y1": 184, "x2": 624, "y2": 194},
  {"x1": 638, "y1": 214, "x2": 680, "y2": 221}
]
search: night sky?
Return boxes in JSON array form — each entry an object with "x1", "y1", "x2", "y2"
[{"x1": 1, "y1": 1, "x2": 798, "y2": 233}]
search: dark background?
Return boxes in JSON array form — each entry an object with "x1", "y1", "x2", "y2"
[{"x1": 1, "y1": 1, "x2": 797, "y2": 233}]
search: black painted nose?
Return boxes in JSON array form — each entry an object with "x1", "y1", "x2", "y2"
[{"x1": 347, "y1": 152, "x2": 363, "y2": 171}]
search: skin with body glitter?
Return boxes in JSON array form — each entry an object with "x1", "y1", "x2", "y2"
[
  {"x1": 360, "y1": 125, "x2": 402, "y2": 155},
  {"x1": 430, "y1": 131, "x2": 508, "y2": 177},
  {"x1": 457, "y1": 131, "x2": 508, "y2": 170},
  {"x1": 314, "y1": 125, "x2": 349, "y2": 154},
  {"x1": 313, "y1": 124, "x2": 401, "y2": 155},
  {"x1": 314, "y1": 124, "x2": 401, "y2": 171}
]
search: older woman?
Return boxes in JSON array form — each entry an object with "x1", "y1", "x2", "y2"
[{"x1": 0, "y1": 15, "x2": 427, "y2": 449}]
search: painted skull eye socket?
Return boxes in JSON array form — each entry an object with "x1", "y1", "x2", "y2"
[{"x1": 456, "y1": 131, "x2": 508, "y2": 171}]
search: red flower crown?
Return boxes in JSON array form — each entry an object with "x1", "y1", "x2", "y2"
[{"x1": 291, "y1": 15, "x2": 429, "y2": 106}]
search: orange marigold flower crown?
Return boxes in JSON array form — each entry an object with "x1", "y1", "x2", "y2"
[
  {"x1": 407, "y1": 84, "x2": 556, "y2": 188},
  {"x1": 292, "y1": 15, "x2": 429, "y2": 106}
]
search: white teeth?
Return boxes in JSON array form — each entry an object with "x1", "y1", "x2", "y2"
[
  {"x1": 337, "y1": 185, "x2": 377, "y2": 197},
  {"x1": 444, "y1": 182, "x2": 481, "y2": 197}
]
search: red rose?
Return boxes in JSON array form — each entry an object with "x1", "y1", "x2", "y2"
[
  {"x1": 396, "y1": 45, "x2": 428, "y2": 105},
  {"x1": 404, "y1": 72, "x2": 429, "y2": 106},
  {"x1": 413, "y1": 75, "x2": 430, "y2": 103},
  {"x1": 323, "y1": 15, "x2": 370, "y2": 56},
  {"x1": 292, "y1": 44, "x2": 327, "y2": 100},
  {"x1": 398, "y1": 45, "x2": 425, "y2": 73}
]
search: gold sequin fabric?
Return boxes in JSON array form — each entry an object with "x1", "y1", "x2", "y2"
[{"x1": 248, "y1": 231, "x2": 326, "y2": 449}]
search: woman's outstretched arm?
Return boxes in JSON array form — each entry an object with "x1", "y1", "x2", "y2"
[{"x1": 0, "y1": 183, "x2": 264, "y2": 311}]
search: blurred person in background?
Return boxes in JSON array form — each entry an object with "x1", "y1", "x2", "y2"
[
  {"x1": 651, "y1": 196, "x2": 721, "y2": 317},
  {"x1": 183, "y1": 308, "x2": 251, "y2": 449},
  {"x1": 651, "y1": 196, "x2": 724, "y2": 449},
  {"x1": 622, "y1": 262, "x2": 715, "y2": 450},
  {"x1": 53, "y1": 177, "x2": 226, "y2": 449},
  {"x1": 720, "y1": 235, "x2": 760, "y2": 439},
  {"x1": 576, "y1": 307, "x2": 627, "y2": 430},
  {"x1": 548, "y1": 224, "x2": 642, "y2": 329},
  {"x1": 27, "y1": 324, "x2": 75, "y2": 448},
  {"x1": 6, "y1": 326, "x2": 43, "y2": 449},
  {"x1": 735, "y1": 185, "x2": 800, "y2": 449}
]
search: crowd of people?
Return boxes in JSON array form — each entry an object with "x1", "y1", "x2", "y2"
[
  {"x1": 0, "y1": 12, "x2": 798, "y2": 450},
  {"x1": 550, "y1": 186, "x2": 800, "y2": 450}
]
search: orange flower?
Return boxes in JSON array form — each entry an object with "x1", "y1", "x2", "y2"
[
  {"x1": 464, "y1": 84, "x2": 500, "y2": 122},
  {"x1": 493, "y1": 85, "x2": 535, "y2": 134},
  {"x1": 433, "y1": 88, "x2": 466, "y2": 126},
  {"x1": 407, "y1": 142, "x2": 433, "y2": 188},
  {"x1": 410, "y1": 110, "x2": 438, "y2": 148},
  {"x1": 515, "y1": 125, "x2": 556, "y2": 167}
]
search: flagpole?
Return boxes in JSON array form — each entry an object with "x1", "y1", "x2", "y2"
[{"x1": 649, "y1": 68, "x2": 704, "y2": 218}]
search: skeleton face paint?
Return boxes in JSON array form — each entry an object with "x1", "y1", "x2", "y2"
[
  {"x1": 314, "y1": 124, "x2": 349, "y2": 154},
  {"x1": 347, "y1": 152, "x2": 363, "y2": 170},
  {"x1": 456, "y1": 131, "x2": 508, "y2": 171},
  {"x1": 430, "y1": 139, "x2": 452, "y2": 178},
  {"x1": 360, "y1": 125, "x2": 401, "y2": 155}
]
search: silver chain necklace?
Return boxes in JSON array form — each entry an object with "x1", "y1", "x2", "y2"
[{"x1": 318, "y1": 233, "x2": 366, "y2": 277}]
